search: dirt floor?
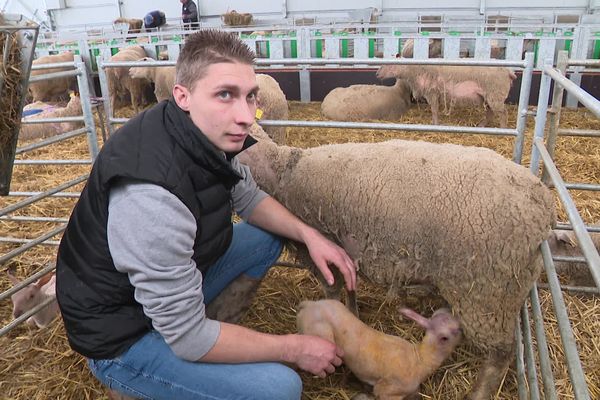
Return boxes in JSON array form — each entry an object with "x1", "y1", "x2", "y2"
[{"x1": 0, "y1": 100, "x2": 599, "y2": 399}]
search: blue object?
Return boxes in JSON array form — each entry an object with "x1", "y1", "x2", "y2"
[{"x1": 22, "y1": 109, "x2": 44, "y2": 117}]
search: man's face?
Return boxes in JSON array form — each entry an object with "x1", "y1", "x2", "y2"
[{"x1": 173, "y1": 62, "x2": 258, "y2": 153}]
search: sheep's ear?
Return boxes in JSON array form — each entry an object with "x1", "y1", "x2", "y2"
[
  {"x1": 7, "y1": 270, "x2": 20, "y2": 285},
  {"x1": 399, "y1": 307, "x2": 430, "y2": 330}
]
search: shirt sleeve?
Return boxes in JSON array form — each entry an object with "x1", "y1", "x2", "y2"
[
  {"x1": 107, "y1": 179, "x2": 220, "y2": 361},
  {"x1": 231, "y1": 156, "x2": 269, "y2": 220}
]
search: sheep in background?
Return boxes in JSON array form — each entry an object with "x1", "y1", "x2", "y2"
[
  {"x1": 238, "y1": 124, "x2": 555, "y2": 400},
  {"x1": 7, "y1": 269, "x2": 59, "y2": 329},
  {"x1": 28, "y1": 52, "x2": 77, "y2": 102},
  {"x1": 113, "y1": 17, "x2": 143, "y2": 35},
  {"x1": 401, "y1": 38, "x2": 443, "y2": 58},
  {"x1": 377, "y1": 64, "x2": 516, "y2": 127},
  {"x1": 547, "y1": 228, "x2": 600, "y2": 288},
  {"x1": 320, "y1": 79, "x2": 412, "y2": 122},
  {"x1": 256, "y1": 73, "x2": 289, "y2": 145},
  {"x1": 106, "y1": 46, "x2": 149, "y2": 113},
  {"x1": 297, "y1": 300, "x2": 461, "y2": 399},
  {"x1": 21, "y1": 94, "x2": 83, "y2": 140},
  {"x1": 129, "y1": 57, "x2": 176, "y2": 102}
]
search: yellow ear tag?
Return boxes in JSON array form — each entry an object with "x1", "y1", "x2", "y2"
[{"x1": 255, "y1": 108, "x2": 264, "y2": 120}]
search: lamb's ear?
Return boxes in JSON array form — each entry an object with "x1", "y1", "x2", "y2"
[
  {"x1": 6, "y1": 270, "x2": 20, "y2": 285},
  {"x1": 399, "y1": 307, "x2": 430, "y2": 330}
]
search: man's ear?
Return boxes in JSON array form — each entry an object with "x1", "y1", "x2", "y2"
[{"x1": 172, "y1": 84, "x2": 191, "y2": 111}]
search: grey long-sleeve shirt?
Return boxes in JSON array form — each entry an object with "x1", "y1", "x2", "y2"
[{"x1": 107, "y1": 157, "x2": 268, "y2": 361}]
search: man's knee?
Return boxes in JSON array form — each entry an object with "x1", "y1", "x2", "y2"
[{"x1": 260, "y1": 364, "x2": 302, "y2": 400}]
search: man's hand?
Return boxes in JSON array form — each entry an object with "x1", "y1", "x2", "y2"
[
  {"x1": 283, "y1": 334, "x2": 343, "y2": 377},
  {"x1": 303, "y1": 228, "x2": 357, "y2": 291}
]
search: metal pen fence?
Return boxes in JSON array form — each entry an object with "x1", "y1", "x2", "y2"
[
  {"x1": 0, "y1": 54, "x2": 99, "y2": 338},
  {"x1": 1, "y1": 42, "x2": 599, "y2": 399}
]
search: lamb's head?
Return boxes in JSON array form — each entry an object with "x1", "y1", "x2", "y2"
[
  {"x1": 400, "y1": 307, "x2": 462, "y2": 360},
  {"x1": 7, "y1": 271, "x2": 46, "y2": 320},
  {"x1": 129, "y1": 57, "x2": 154, "y2": 80}
]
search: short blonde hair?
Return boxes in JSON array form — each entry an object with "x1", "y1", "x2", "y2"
[{"x1": 176, "y1": 29, "x2": 255, "y2": 90}]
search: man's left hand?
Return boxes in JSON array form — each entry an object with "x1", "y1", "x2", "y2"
[{"x1": 303, "y1": 229, "x2": 357, "y2": 291}]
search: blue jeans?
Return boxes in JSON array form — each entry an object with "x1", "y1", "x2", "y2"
[{"x1": 88, "y1": 222, "x2": 298, "y2": 400}]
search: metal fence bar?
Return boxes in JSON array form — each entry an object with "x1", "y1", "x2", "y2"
[
  {"x1": 0, "y1": 175, "x2": 87, "y2": 218},
  {"x1": 15, "y1": 128, "x2": 88, "y2": 154},
  {"x1": 535, "y1": 138, "x2": 600, "y2": 289},
  {"x1": 0, "y1": 237, "x2": 60, "y2": 246},
  {"x1": 564, "y1": 183, "x2": 600, "y2": 191},
  {"x1": 515, "y1": 321, "x2": 528, "y2": 400},
  {"x1": 557, "y1": 128, "x2": 600, "y2": 137},
  {"x1": 529, "y1": 60, "x2": 553, "y2": 174},
  {"x1": 21, "y1": 117, "x2": 85, "y2": 124},
  {"x1": 543, "y1": 66, "x2": 600, "y2": 119},
  {"x1": 14, "y1": 159, "x2": 92, "y2": 165},
  {"x1": 7, "y1": 191, "x2": 81, "y2": 198},
  {"x1": 521, "y1": 305, "x2": 541, "y2": 400},
  {"x1": 0, "y1": 225, "x2": 65, "y2": 266},
  {"x1": 529, "y1": 283, "x2": 558, "y2": 400},
  {"x1": 27, "y1": 69, "x2": 79, "y2": 83},
  {"x1": 513, "y1": 52, "x2": 535, "y2": 164},
  {"x1": 0, "y1": 215, "x2": 68, "y2": 223},
  {"x1": 540, "y1": 241, "x2": 591, "y2": 400}
]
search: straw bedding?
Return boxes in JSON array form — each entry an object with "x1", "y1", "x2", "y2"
[{"x1": 0, "y1": 101, "x2": 599, "y2": 399}]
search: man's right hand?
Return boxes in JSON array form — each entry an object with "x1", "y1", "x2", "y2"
[{"x1": 282, "y1": 334, "x2": 343, "y2": 378}]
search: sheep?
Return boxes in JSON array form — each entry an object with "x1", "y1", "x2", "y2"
[
  {"x1": 113, "y1": 17, "x2": 143, "y2": 35},
  {"x1": 106, "y1": 46, "x2": 149, "y2": 113},
  {"x1": 7, "y1": 270, "x2": 59, "y2": 329},
  {"x1": 401, "y1": 38, "x2": 443, "y2": 59},
  {"x1": 297, "y1": 300, "x2": 462, "y2": 399},
  {"x1": 377, "y1": 64, "x2": 516, "y2": 128},
  {"x1": 237, "y1": 124, "x2": 555, "y2": 400},
  {"x1": 129, "y1": 57, "x2": 176, "y2": 102},
  {"x1": 256, "y1": 73, "x2": 289, "y2": 145},
  {"x1": 320, "y1": 79, "x2": 412, "y2": 122},
  {"x1": 20, "y1": 94, "x2": 83, "y2": 140},
  {"x1": 401, "y1": 38, "x2": 535, "y2": 60},
  {"x1": 547, "y1": 228, "x2": 600, "y2": 288},
  {"x1": 28, "y1": 51, "x2": 76, "y2": 102}
]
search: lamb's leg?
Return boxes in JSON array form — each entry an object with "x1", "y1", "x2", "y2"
[{"x1": 467, "y1": 347, "x2": 513, "y2": 400}]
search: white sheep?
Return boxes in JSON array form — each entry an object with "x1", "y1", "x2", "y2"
[
  {"x1": 7, "y1": 270, "x2": 59, "y2": 329},
  {"x1": 106, "y1": 46, "x2": 149, "y2": 113},
  {"x1": 320, "y1": 79, "x2": 412, "y2": 122},
  {"x1": 238, "y1": 124, "x2": 555, "y2": 400},
  {"x1": 297, "y1": 300, "x2": 462, "y2": 399},
  {"x1": 256, "y1": 73, "x2": 289, "y2": 145},
  {"x1": 129, "y1": 57, "x2": 176, "y2": 103},
  {"x1": 377, "y1": 64, "x2": 516, "y2": 127}
]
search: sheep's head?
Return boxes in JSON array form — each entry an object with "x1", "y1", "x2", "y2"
[
  {"x1": 7, "y1": 271, "x2": 45, "y2": 320},
  {"x1": 400, "y1": 307, "x2": 462, "y2": 359},
  {"x1": 129, "y1": 57, "x2": 154, "y2": 80}
]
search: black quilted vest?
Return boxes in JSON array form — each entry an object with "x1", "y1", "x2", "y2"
[{"x1": 55, "y1": 99, "x2": 256, "y2": 359}]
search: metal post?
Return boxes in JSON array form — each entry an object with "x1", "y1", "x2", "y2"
[
  {"x1": 513, "y1": 52, "x2": 534, "y2": 164},
  {"x1": 299, "y1": 66, "x2": 311, "y2": 103},
  {"x1": 529, "y1": 59, "x2": 553, "y2": 175},
  {"x1": 544, "y1": 51, "x2": 569, "y2": 171},
  {"x1": 75, "y1": 55, "x2": 99, "y2": 159},
  {"x1": 97, "y1": 56, "x2": 114, "y2": 137}
]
